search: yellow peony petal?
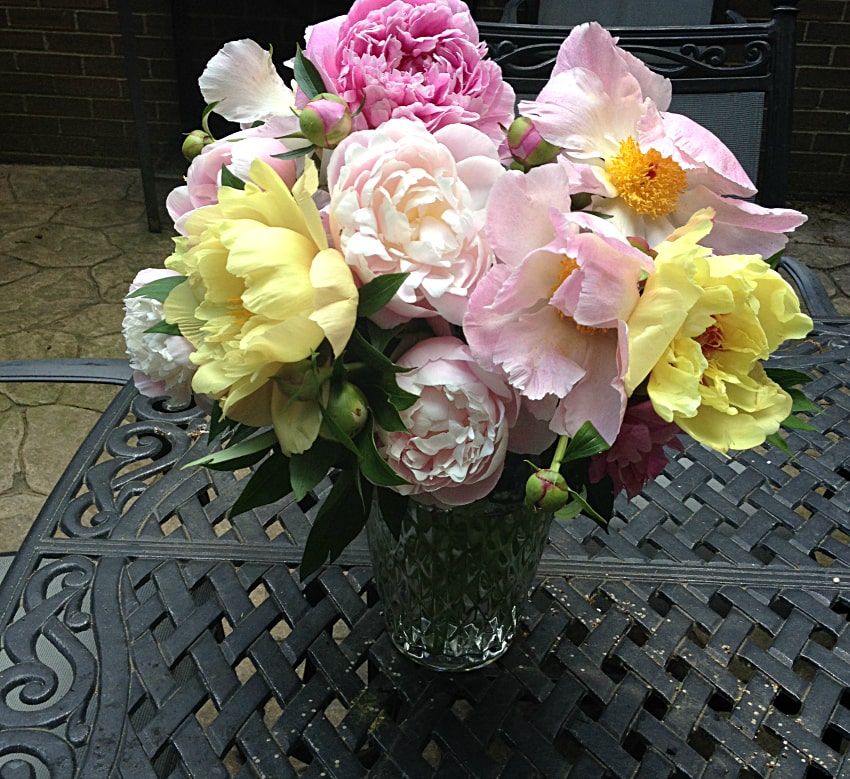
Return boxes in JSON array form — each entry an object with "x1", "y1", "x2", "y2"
[{"x1": 271, "y1": 387, "x2": 323, "y2": 456}]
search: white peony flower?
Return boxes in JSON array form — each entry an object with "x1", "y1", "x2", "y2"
[{"x1": 122, "y1": 269, "x2": 196, "y2": 405}]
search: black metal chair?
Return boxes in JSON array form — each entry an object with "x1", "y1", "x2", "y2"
[
  {"x1": 478, "y1": 1, "x2": 836, "y2": 318},
  {"x1": 500, "y1": 0, "x2": 734, "y2": 26}
]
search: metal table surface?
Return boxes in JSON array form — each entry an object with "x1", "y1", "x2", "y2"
[{"x1": 1, "y1": 321, "x2": 850, "y2": 779}]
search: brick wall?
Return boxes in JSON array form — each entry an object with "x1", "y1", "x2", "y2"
[{"x1": 1, "y1": 0, "x2": 849, "y2": 196}]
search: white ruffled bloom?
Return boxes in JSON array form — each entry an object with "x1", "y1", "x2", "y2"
[
  {"x1": 199, "y1": 39, "x2": 295, "y2": 124},
  {"x1": 122, "y1": 269, "x2": 196, "y2": 405}
]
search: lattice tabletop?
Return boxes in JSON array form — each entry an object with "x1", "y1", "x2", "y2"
[{"x1": 1, "y1": 322, "x2": 849, "y2": 778}]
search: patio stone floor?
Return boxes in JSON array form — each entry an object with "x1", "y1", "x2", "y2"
[{"x1": 1, "y1": 162, "x2": 849, "y2": 555}]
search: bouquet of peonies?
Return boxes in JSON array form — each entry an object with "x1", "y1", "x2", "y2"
[{"x1": 124, "y1": 0, "x2": 814, "y2": 578}]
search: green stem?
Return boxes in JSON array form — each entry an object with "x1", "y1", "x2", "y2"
[{"x1": 550, "y1": 435, "x2": 569, "y2": 471}]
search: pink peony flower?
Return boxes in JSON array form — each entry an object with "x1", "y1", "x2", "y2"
[
  {"x1": 123, "y1": 268, "x2": 196, "y2": 405},
  {"x1": 588, "y1": 399, "x2": 684, "y2": 498},
  {"x1": 166, "y1": 122, "x2": 301, "y2": 235},
  {"x1": 376, "y1": 336, "x2": 520, "y2": 506},
  {"x1": 302, "y1": 0, "x2": 515, "y2": 147},
  {"x1": 520, "y1": 22, "x2": 806, "y2": 257},
  {"x1": 465, "y1": 162, "x2": 655, "y2": 445},
  {"x1": 327, "y1": 118, "x2": 504, "y2": 326}
]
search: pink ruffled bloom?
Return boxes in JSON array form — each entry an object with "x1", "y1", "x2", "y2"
[
  {"x1": 327, "y1": 118, "x2": 504, "y2": 327},
  {"x1": 303, "y1": 0, "x2": 515, "y2": 147},
  {"x1": 588, "y1": 399, "x2": 684, "y2": 498},
  {"x1": 520, "y1": 23, "x2": 806, "y2": 257},
  {"x1": 465, "y1": 162, "x2": 654, "y2": 446},
  {"x1": 376, "y1": 336, "x2": 520, "y2": 506},
  {"x1": 166, "y1": 122, "x2": 299, "y2": 235}
]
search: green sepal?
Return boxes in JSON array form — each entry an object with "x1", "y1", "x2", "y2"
[
  {"x1": 562, "y1": 421, "x2": 610, "y2": 463},
  {"x1": 127, "y1": 275, "x2": 187, "y2": 302},
  {"x1": 144, "y1": 321, "x2": 182, "y2": 336},
  {"x1": 294, "y1": 46, "x2": 327, "y2": 100},
  {"x1": 184, "y1": 429, "x2": 277, "y2": 470},
  {"x1": 355, "y1": 418, "x2": 408, "y2": 487},
  {"x1": 220, "y1": 166, "x2": 245, "y2": 190},
  {"x1": 356, "y1": 273, "x2": 409, "y2": 318},
  {"x1": 764, "y1": 250, "x2": 783, "y2": 270},
  {"x1": 554, "y1": 499, "x2": 585, "y2": 521},
  {"x1": 300, "y1": 471, "x2": 371, "y2": 580},
  {"x1": 290, "y1": 438, "x2": 342, "y2": 501},
  {"x1": 231, "y1": 451, "x2": 292, "y2": 518},
  {"x1": 564, "y1": 487, "x2": 610, "y2": 530}
]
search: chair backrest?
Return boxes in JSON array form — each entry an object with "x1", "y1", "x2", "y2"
[
  {"x1": 479, "y1": 1, "x2": 800, "y2": 207},
  {"x1": 501, "y1": 0, "x2": 731, "y2": 26}
]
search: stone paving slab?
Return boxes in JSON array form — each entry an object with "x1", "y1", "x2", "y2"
[{"x1": 0, "y1": 163, "x2": 848, "y2": 556}]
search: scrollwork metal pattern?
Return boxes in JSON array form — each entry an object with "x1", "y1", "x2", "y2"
[{"x1": 0, "y1": 557, "x2": 96, "y2": 777}]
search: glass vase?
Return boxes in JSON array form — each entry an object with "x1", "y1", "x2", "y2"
[{"x1": 366, "y1": 492, "x2": 553, "y2": 672}]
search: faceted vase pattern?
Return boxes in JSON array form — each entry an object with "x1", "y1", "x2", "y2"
[{"x1": 366, "y1": 494, "x2": 553, "y2": 671}]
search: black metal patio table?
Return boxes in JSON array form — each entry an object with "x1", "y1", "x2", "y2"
[{"x1": 1, "y1": 320, "x2": 850, "y2": 779}]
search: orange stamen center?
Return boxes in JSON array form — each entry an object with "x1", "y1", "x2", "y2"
[{"x1": 607, "y1": 136, "x2": 688, "y2": 218}]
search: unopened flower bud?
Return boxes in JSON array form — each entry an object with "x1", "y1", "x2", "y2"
[
  {"x1": 319, "y1": 381, "x2": 369, "y2": 441},
  {"x1": 181, "y1": 129, "x2": 212, "y2": 161},
  {"x1": 525, "y1": 468, "x2": 569, "y2": 512},
  {"x1": 299, "y1": 94, "x2": 353, "y2": 149},
  {"x1": 507, "y1": 117, "x2": 560, "y2": 169}
]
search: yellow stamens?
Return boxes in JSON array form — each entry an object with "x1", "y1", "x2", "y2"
[
  {"x1": 607, "y1": 136, "x2": 688, "y2": 218},
  {"x1": 227, "y1": 295, "x2": 252, "y2": 329}
]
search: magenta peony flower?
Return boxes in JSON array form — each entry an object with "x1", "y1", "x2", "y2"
[
  {"x1": 376, "y1": 336, "x2": 521, "y2": 506},
  {"x1": 302, "y1": 0, "x2": 515, "y2": 147},
  {"x1": 588, "y1": 399, "x2": 684, "y2": 498}
]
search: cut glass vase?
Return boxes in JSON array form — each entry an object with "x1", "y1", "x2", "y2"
[{"x1": 366, "y1": 492, "x2": 553, "y2": 672}]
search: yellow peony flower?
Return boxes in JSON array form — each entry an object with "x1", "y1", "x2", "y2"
[
  {"x1": 626, "y1": 209, "x2": 812, "y2": 452},
  {"x1": 163, "y1": 158, "x2": 359, "y2": 454}
]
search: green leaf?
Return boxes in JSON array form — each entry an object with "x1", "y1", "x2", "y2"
[
  {"x1": 764, "y1": 250, "x2": 783, "y2": 270},
  {"x1": 356, "y1": 419, "x2": 409, "y2": 487},
  {"x1": 780, "y1": 414, "x2": 817, "y2": 431},
  {"x1": 294, "y1": 46, "x2": 327, "y2": 100},
  {"x1": 566, "y1": 487, "x2": 610, "y2": 530},
  {"x1": 554, "y1": 500, "x2": 585, "y2": 520},
  {"x1": 127, "y1": 275, "x2": 186, "y2": 302},
  {"x1": 290, "y1": 439, "x2": 341, "y2": 501},
  {"x1": 356, "y1": 273, "x2": 409, "y2": 317},
  {"x1": 231, "y1": 452, "x2": 292, "y2": 518},
  {"x1": 765, "y1": 431, "x2": 792, "y2": 455},
  {"x1": 787, "y1": 387, "x2": 820, "y2": 414},
  {"x1": 220, "y1": 166, "x2": 245, "y2": 190},
  {"x1": 300, "y1": 471, "x2": 370, "y2": 580},
  {"x1": 184, "y1": 429, "x2": 277, "y2": 470},
  {"x1": 201, "y1": 101, "x2": 219, "y2": 138},
  {"x1": 362, "y1": 385, "x2": 408, "y2": 432},
  {"x1": 348, "y1": 329, "x2": 405, "y2": 373},
  {"x1": 376, "y1": 487, "x2": 407, "y2": 539},
  {"x1": 765, "y1": 367, "x2": 813, "y2": 389},
  {"x1": 272, "y1": 144, "x2": 316, "y2": 161},
  {"x1": 563, "y1": 421, "x2": 610, "y2": 463},
  {"x1": 145, "y1": 321, "x2": 182, "y2": 336}
]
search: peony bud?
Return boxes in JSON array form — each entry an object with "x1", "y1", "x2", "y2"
[
  {"x1": 299, "y1": 94, "x2": 353, "y2": 149},
  {"x1": 319, "y1": 381, "x2": 369, "y2": 441},
  {"x1": 507, "y1": 117, "x2": 560, "y2": 169},
  {"x1": 525, "y1": 468, "x2": 569, "y2": 512},
  {"x1": 181, "y1": 129, "x2": 213, "y2": 161}
]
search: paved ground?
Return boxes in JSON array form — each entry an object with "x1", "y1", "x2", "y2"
[{"x1": 1, "y1": 163, "x2": 849, "y2": 555}]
